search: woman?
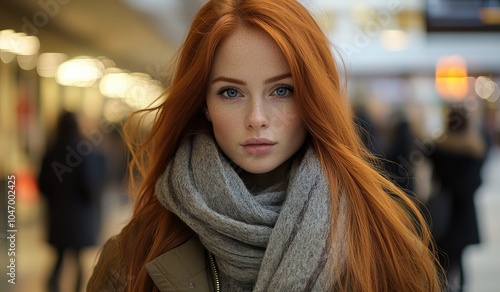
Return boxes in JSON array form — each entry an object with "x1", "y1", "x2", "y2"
[
  {"x1": 38, "y1": 111, "x2": 105, "y2": 292},
  {"x1": 427, "y1": 106, "x2": 488, "y2": 291},
  {"x1": 88, "y1": 0, "x2": 443, "y2": 291}
]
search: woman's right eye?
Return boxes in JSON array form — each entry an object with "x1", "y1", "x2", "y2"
[{"x1": 216, "y1": 87, "x2": 241, "y2": 99}]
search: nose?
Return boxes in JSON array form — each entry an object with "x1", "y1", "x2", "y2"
[{"x1": 245, "y1": 98, "x2": 269, "y2": 129}]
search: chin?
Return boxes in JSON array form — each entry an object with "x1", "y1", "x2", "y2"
[
  {"x1": 238, "y1": 166, "x2": 271, "y2": 174},
  {"x1": 237, "y1": 160, "x2": 283, "y2": 175},
  {"x1": 233, "y1": 160, "x2": 276, "y2": 174}
]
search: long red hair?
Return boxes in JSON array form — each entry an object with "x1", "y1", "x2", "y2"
[{"x1": 91, "y1": 0, "x2": 443, "y2": 291}]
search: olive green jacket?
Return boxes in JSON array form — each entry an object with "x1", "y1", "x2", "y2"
[{"x1": 88, "y1": 236, "x2": 218, "y2": 292}]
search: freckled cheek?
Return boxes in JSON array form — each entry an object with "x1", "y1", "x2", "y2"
[
  {"x1": 270, "y1": 105, "x2": 303, "y2": 131},
  {"x1": 209, "y1": 107, "x2": 240, "y2": 139},
  {"x1": 272, "y1": 104, "x2": 307, "y2": 140}
]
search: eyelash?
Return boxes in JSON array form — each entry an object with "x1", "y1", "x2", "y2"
[
  {"x1": 215, "y1": 86, "x2": 240, "y2": 99},
  {"x1": 273, "y1": 85, "x2": 294, "y2": 98},
  {"x1": 215, "y1": 85, "x2": 294, "y2": 99}
]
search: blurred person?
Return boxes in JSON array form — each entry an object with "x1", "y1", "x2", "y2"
[
  {"x1": 353, "y1": 103, "x2": 380, "y2": 155},
  {"x1": 38, "y1": 111, "x2": 107, "y2": 292},
  {"x1": 356, "y1": 103, "x2": 416, "y2": 195},
  {"x1": 88, "y1": 1, "x2": 443, "y2": 291},
  {"x1": 426, "y1": 105, "x2": 489, "y2": 292},
  {"x1": 381, "y1": 109, "x2": 416, "y2": 195}
]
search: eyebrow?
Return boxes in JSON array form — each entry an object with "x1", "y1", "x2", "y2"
[
  {"x1": 264, "y1": 73, "x2": 292, "y2": 84},
  {"x1": 210, "y1": 73, "x2": 292, "y2": 85}
]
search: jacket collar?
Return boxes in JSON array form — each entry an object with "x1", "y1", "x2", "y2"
[{"x1": 145, "y1": 236, "x2": 214, "y2": 291}]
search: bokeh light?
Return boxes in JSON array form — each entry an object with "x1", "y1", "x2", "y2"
[
  {"x1": 476, "y1": 76, "x2": 500, "y2": 103},
  {"x1": 435, "y1": 55, "x2": 468, "y2": 101},
  {"x1": 56, "y1": 56, "x2": 104, "y2": 87}
]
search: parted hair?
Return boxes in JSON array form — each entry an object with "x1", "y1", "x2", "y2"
[{"x1": 89, "y1": 0, "x2": 443, "y2": 291}]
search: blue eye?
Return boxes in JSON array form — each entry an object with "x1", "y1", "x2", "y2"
[
  {"x1": 216, "y1": 87, "x2": 241, "y2": 99},
  {"x1": 225, "y1": 89, "x2": 239, "y2": 98},
  {"x1": 273, "y1": 86, "x2": 294, "y2": 97}
]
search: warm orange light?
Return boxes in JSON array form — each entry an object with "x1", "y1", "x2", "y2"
[{"x1": 435, "y1": 55, "x2": 468, "y2": 101}]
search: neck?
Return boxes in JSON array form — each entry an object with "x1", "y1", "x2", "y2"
[{"x1": 238, "y1": 159, "x2": 293, "y2": 191}]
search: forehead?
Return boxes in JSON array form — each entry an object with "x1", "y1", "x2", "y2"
[{"x1": 210, "y1": 27, "x2": 290, "y2": 78}]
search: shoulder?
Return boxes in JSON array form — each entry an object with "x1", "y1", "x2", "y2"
[
  {"x1": 88, "y1": 218, "x2": 146, "y2": 291},
  {"x1": 88, "y1": 236, "x2": 130, "y2": 291},
  {"x1": 146, "y1": 236, "x2": 213, "y2": 291}
]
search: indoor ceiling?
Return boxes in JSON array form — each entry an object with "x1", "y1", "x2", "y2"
[{"x1": 0, "y1": 0, "x2": 204, "y2": 77}]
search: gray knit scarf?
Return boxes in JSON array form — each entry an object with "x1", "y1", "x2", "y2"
[{"x1": 155, "y1": 134, "x2": 347, "y2": 291}]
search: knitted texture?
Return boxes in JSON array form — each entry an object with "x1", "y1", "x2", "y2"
[{"x1": 155, "y1": 134, "x2": 347, "y2": 291}]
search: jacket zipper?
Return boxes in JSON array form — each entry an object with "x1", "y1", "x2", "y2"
[{"x1": 208, "y1": 251, "x2": 220, "y2": 292}]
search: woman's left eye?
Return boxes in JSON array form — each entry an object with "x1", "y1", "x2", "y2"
[{"x1": 273, "y1": 86, "x2": 294, "y2": 97}]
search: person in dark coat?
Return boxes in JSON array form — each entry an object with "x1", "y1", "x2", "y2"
[
  {"x1": 355, "y1": 106, "x2": 416, "y2": 196},
  {"x1": 38, "y1": 111, "x2": 106, "y2": 292},
  {"x1": 427, "y1": 105, "x2": 489, "y2": 292},
  {"x1": 381, "y1": 110, "x2": 416, "y2": 195}
]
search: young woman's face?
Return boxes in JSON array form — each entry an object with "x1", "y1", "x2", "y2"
[{"x1": 206, "y1": 27, "x2": 308, "y2": 174}]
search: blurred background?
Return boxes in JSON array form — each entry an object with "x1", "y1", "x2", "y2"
[{"x1": 0, "y1": 0, "x2": 499, "y2": 291}]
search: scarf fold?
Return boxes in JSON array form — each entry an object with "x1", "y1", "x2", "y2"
[{"x1": 155, "y1": 134, "x2": 347, "y2": 291}]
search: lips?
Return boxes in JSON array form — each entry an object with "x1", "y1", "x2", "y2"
[{"x1": 241, "y1": 138, "x2": 276, "y2": 155}]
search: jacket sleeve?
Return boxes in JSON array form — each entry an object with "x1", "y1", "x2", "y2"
[{"x1": 87, "y1": 237, "x2": 129, "y2": 292}]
